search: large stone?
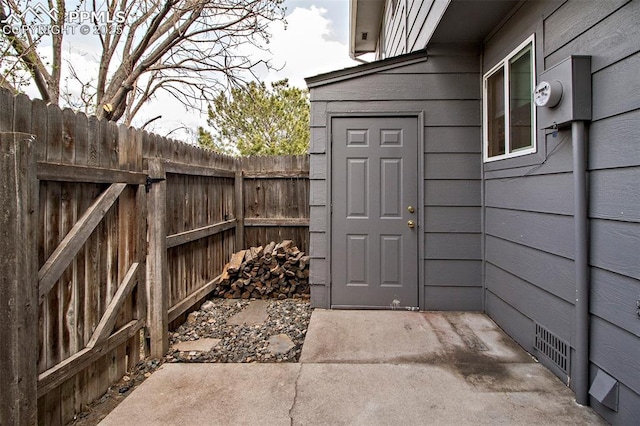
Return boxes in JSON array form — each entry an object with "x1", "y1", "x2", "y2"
[
  {"x1": 268, "y1": 334, "x2": 295, "y2": 355},
  {"x1": 172, "y1": 338, "x2": 220, "y2": 353},
  {"x1": 186, "y1": 312, "x2": 198, "y2": 324},
  {"x1": 226, "y1": 300, "x2": 269, "y2": 326},
  {"x1": 200, "y1": 300, "x2": 216, "y2": 311}
]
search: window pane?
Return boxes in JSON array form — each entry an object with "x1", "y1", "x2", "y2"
[
  {"x1": 509, "y1": 46, "x2": 532, "y2": 152},
  {"x1": 487, "y1": 67, "x2": 505, "y2": 157}
]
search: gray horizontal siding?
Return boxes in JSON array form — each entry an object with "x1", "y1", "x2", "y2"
[
  {"x1": 589, "y1": 109, "x2": 640, "y2": 170},
  {"x1": 384, "y1": 1, "x2": 405, "y2": 57},
  {"x1": 424, "y1": 126, "x2": 480, "y2": 153},
  {"x1": 425, "y1": 153, "x2": 480, "y2": 180},
  {"x1": 484, "y1": 132, "x2": 574, "y2": 179},
  {"x1": 425, "y1": 180, "x2": 481, "y2": 206},
  {"x1": 485, "y1": 263, "x2": 574, "y2": 342},
  {"x1": 482, "y1": 1, "x2": 640, "y2": 423},
  {"x1": 545, "y1": 0, "x2": 640, "y2": 72},
  {"x1": 309, "y1": 102, "x2": 327, "y2": 127},
  {"x1": 310, "y1": 73, "x2": 480, "y2": 102},
  {"x1": 424, "y1": 260, "x2": 482, "y2": 287},
  {"x1": 425, "y1": 233, "x2": 481, "y2": 260},
  {"x1": 309, "y1": 154, "x2": 326, "y2": 179},
  {"x1": 591, "y1": 316, "x2": 640, "y2": 395},
  {"x1": 485, "y1": 173, "x2": 573, "y2": 215},
  {"x1": 484, "y1": 208, "x2": 574, "y2": 259},
  {"x1": 309, "y1": 206, "x2": 326, "y2": 232},
  {"x1": 310, "y1": 126, "x2": 327, "y2": 154},
  {"x1": 590, "y1": 167, "x2": 640, "y2": 222},
  {"x1": 591, "y1": 219, "x2": 640, "y2": 280},
  {"x1": 309, "y1": 96, "x2": 328, "y2": 307},
  {"x1": 316, "y1": 100, "x2": 480, "y2": 127},
  {"x1": 484, "y1": 236, "x2": 575, "y2": 303},
  {"x1": 424, "y1": 206, "x2": 481, "y2": 233},
  {"x1": 543, "y1": 0, "x2": 627, "y2": 55},
  {"x1": 482, "y1": 0, "x2": 548, "y2": 71},
  {"x1": 308, "y1": 48, "x2": 481, "y2": 311},
  {"x1": 591, "y1": 52, "x2": 640, "y2": 121},
  {"x1": 591, "y1": 267, "x2": 640, "y2": 338},
  {"x1": 424, "y1": 286, "x2": 482, "y2": 311},
  {"x1": 309, "y1": 232, "x2": 326, "y2": 258},
  {"x1": 309, "y1": 180, "x2": 326, "y2": 206},
  {"x1": 380, "y1": 0, "x2": 447, "y2": 57},
  {"x1": 407, "y1": 0, "x2": 434, "y2": 52},
  {"x1": 485, "y1": 291, "x2": 535, "y2": 353},
  {"x1": 309, "y1": 258, "x2": 327, "y2": 284},
  {"x1": 412, "y1": 0, "x2": 449, "y2": 53},
  {"x1": 381, "y1": 52, "x2": 478, "y2": 74}
]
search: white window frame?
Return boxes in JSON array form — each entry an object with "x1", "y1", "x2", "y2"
[{"x1": 483, "y1": 34, "x2": 537, "y2": 162}]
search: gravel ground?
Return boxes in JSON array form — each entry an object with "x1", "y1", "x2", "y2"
[
  {"x1": 167, "y1": 297, "x2": 313, "y2": 363},
  {"x1": 70, "y1": 297, "x2": 312, "y2": 425}
]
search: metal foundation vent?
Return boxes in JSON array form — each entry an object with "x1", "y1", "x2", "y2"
[{"x1": 534, "y1": 323, "x2": 569, "y2": 374}]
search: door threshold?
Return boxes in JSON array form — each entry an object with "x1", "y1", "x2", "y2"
[{"x1": 331, "y1": 305, "x2": 420, "y2": 311}]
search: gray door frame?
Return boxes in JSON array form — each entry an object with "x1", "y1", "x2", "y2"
[{"x1": 325, "y1": 111, "x2": 425, "y2": 310}]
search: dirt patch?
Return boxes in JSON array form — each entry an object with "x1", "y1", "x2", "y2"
[{"x1": 68, "y1": 359, "x2": 163, "y2": 426}]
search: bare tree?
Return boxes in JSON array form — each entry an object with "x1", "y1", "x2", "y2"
[{"x1": 0, "y1": 0, "x2": 285, "y2": 124}]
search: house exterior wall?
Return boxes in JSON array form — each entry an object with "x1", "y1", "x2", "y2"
[
  {"x1": 379, "y1": 0, "x2": 448, "y2": 59},
  {"x1": 308, "y1": 45, "x2": 482, "y2": 310},
  {"x1": 481, "y1": 1, "x2": 640, "y2": 423},
  {"x1": 325, "y1": 0, "x2": 639, "y2": 421}
]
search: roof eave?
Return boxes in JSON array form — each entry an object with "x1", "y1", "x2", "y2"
[
  {"x1": 349, "y1": 0, "x2": 386, "y2": 59},
  {"x1": 305, "y1": 49, "x2": 428, "y2": 88}
]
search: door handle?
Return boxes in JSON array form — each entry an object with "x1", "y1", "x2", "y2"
[{"x1": 407, "y1": 220, "x2": 415, "y2": 229}]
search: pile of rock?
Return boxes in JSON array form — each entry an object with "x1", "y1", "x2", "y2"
[{"x1": 213, "y1": 240, "x2": 310, "y2": 299}]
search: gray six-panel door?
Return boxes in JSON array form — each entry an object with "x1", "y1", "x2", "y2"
[{"x1": 331, "y1": 117, "x2": 419, "y2": 308}]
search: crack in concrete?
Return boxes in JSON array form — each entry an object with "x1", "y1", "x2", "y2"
[{"x1": 288, "y1": 363, "x2": 304, "y2": 426}]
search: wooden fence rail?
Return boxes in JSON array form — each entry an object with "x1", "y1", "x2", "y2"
[{"x1": 0, "y1": 88, "x2": 309, "y2": 425}]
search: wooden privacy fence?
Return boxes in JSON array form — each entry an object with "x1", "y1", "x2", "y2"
[{"x1": 0, "y1": 88, "x2": 309, "y2": 426}]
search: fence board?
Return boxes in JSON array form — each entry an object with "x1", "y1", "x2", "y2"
[
  {"x1": 88, "y1": 263, "x2": 141, "y2": 347},
  {"x1": 38, "y1": 183, "x2": 127, "y2": 301},
  {"x1": 0, "y1": 87, "x2": 14, "y2": 131},
  {"x1": 37, "y1": 162, "x2": 147, "y2": 184},
  {"x1": 147, "y1": 159, "x2": 168, "y2": 358},
  {"x1": 241, "y1": 156, "x2": 310, "y2": 252},
  {"x1": 0, "y1": 133, "x2": 38, "y2": 426}
]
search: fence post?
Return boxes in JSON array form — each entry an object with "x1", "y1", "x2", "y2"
[
  {"x1": 0, "y1": 133, "x2": 38, "y2": 425},
  {"x1": 235, "y1": 169, "x2": 245, "y2": 250},
  {"x1": 146, "y1": 158, "x2": 168, "y2": 358}
]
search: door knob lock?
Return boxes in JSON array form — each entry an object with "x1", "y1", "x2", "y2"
[
  {"x1": 407, "y1": 205, "x2": 415, "y2": 213},
  {"x1": 407, "y1": 220, "x2": 415, "y2": 229}
]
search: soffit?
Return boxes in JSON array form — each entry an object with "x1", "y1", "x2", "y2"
[
  {"x1": 350, "y1": 0, "x2": 386, "y2": 57},
  {"x1": 430, "y1": 0, "x2": 522, "y2": 43}
]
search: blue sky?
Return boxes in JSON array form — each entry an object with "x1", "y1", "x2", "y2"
[{"x1": 285, "y1": 0, "x2": 351, "y2": 43}]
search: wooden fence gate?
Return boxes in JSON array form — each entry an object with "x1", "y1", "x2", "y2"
[{"x1": 0, "y1": 88, "x2": 309, "y2": 425}]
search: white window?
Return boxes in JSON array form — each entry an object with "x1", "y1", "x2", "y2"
[{"x1": 483, "y1": 35, "x2": 536, "y2": 162}]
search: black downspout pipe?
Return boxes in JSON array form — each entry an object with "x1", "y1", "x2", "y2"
[{"x1": 572, "y1": 120, "x2": 590, "y2": 405}]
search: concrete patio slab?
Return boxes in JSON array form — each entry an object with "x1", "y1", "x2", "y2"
[
  {"x1": 291, "y1": 363, "x2": 602, "y2": 425},
  {"x1": 99, "y1": 363, "x2": 300, "y2": 425},
  {"x1": 100, "y1": 309, "x2": 605, "y2": 425},
  {"x1": 299, "y1": 310, "x2": 531, "y2": 365}
]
